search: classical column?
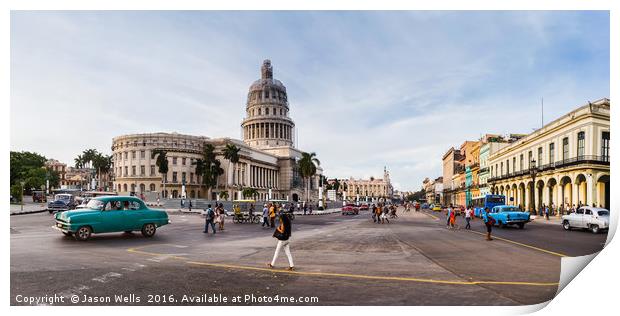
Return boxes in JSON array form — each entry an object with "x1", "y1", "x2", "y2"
[
  {"x1": 525, "y1": 185, "x2": 531, "y2": 211},
  {"x1": 572, "y1": 183, "x2": 579, "y2": 207}
]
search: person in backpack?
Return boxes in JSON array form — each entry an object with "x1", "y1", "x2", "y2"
[
  {"x1": 262, "y1": 204, "x2": 270, "y2": 228},
  {"x1": 482, "y1": 207, "x2": 495, "y2": 241},
  {"x1": 203, "y1": 204, "x2": 216, "y2": 234},
  {"x1": 267, "y1": 210, "x2": 294, "y2": 271}
]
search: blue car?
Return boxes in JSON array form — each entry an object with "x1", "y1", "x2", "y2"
[{"x1": 488, "y1": 205, "x2": 530, "y2": 229}]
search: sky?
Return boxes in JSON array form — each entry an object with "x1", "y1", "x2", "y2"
[{"x1": 10, "y1": 11, "x2": 610, "y2": 191}]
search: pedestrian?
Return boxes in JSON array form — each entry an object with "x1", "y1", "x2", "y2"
[
  {"x1": 371, "y1": 204, "x2": 377, "y2": 222},
  {"x1": 203, "y1": 204, "x2": 216, "y2": 234},
  {"x1": 381, "y1": 205, "x2": 390, "y2": 224},
  {"x1": 181, "y1": 198, "x2": 185, "y2": 208},
  {"x1": 269, "y1": 203, "x2": 276, "y2": 228},
  {"x1": 267, "y1": 210, "x2": 294, "y2": 271},
  {"x1": 375, "y1": 205, "x2": 382, "y2": 224},
  {"x1": 545, "y1": 205, "x2": 550, "y2": 220},
  {"x1": 482, "y1": 207, "x2": 495, "y2": 241},
  {"x1": 303, "y1": 203, "x2": 308, "y2": 215},
  {"x1": 262, "y1": 203, "x2": 270, "y2": 228},
  {"x1": 249, "y1": 203, "x2": 255, "y2": 219},
  {"x1": 188, "y1": 199, "x2": 192, "y2": 212},
  {"x1": 446, "y1": 205, "x2": 453, "y2": 229},
  {"x1": 218, "y1": 203, "x2": 226, "y2": 231},
  {"x1": 465, "y1": 205, "x2": 473, "y2": 230},
  {"x1": 309, "y1": 204, "x2": 313, "y2": 214},
  {"x1": 449, "y1": 207, "x2": 456, "y2": 229}
]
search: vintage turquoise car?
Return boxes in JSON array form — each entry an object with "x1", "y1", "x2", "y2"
[
  {"x1": 489, "y1": 205, "x2": 530, "y2": 229},
  {"x1": 54, "y1": 196, "x2": 169, "y2": 241}
]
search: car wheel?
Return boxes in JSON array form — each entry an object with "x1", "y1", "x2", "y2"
[
  {"x1": 253, "y1": 216, "x2": 260, "y2": 224},
  {"x1": 499, "y1": 221, "x2": 505, "y2": 228},
  {"x1": 517, "y1": 223, "x2": 525, "y2": 229},
  {"x1": 48, "y1": 210, "x2": 53, "y2": 214},
  {"x1": 563, "y1": 220, "x2": 571, "y2": 230},
  {"x1": 74, "y1": 226, "x2": 92, "y2": 241},
  {"x1": 141, "y1": 223, "x2": 156, "y2": 238},
  {"x1": 591, "y1": 225, "x2": 600, "y2": 234}
]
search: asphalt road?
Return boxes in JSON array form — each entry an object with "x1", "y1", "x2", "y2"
[{"x1": 10, "y1": 207, "x2": 608, "y2": 306}]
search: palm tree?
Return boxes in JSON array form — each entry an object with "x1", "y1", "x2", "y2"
[
  {"x1": 151, "y1": 150, "x2": 169, "y2": 198},
  {"x1": 242, "y1": 187, "x2": 258, "y2": 200},
  {"x1": 74, "y1": 155, "x2": 84, "y2": 169},
  {"x1": 196, "y1": 144, "x2": 224, "y2": 200},
  {"x1": 92, "y1": 153, "x2": 113, "y2": 190},
  {"x1": 218, "y1": 190, "x2": 229, "y2": 201},
  {"x1": 222, "y1": 143, "x2": 241, "y2": 198},
  {"x1": 299, "y1": 152, "x2": 320, "y2": 203}
]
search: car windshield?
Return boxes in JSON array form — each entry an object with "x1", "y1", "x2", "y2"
[
  {"x1": 55, "y1": 195, "x2": 70, "y2": 201},
  {"x1": 597, "y1": 210, "x2": 609, "y2": 216},
  {"x1": 501, "y1": 207, "x2": 520, "y2": 212},
  {"x1": 85, "y1": 199, "x2": 104, "y2": 210}
]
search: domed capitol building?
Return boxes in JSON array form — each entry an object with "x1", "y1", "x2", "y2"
[{"x1": 111, "y1": 60, "x2": 322, "y2": 202}]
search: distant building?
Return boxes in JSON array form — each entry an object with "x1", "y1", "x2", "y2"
[{"x1": 342, "y1": 167, "x2": 393, "y2": 202}]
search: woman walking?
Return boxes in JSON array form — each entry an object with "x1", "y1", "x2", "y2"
[
  {"x1": 217, "y1": 203, "x2": 226, "y2": 231},
  {"x1": 267, "y1": 210, "x2": 294, "y2": 270}
]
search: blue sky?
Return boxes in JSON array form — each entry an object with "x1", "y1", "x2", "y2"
[{"x1": 10, "y1": 11, "x2": 610, "y2": 191}]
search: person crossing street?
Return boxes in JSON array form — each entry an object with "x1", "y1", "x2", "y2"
[{"x1": 267, "y1": 210, "x2": 294, "y2": 271}]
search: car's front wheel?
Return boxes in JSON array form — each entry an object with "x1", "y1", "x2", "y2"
[
  {"x1": 517, "y1": 223, "x2": 525, "y2": 229},
  {"x1": 591, "y1": 225, "x2": 600, "y2": 234},
  {"x1": 62, "y1": 231, "x2": 73, "y2": 237},
  {"x1": 498, "y1": 221, "x2": 506, "y2": 228},
  {"x1": 563, "y1": 220, "x2": 571, "y2": 230},
  {"x1": 74, "y1": 226, "x2": 92, "y2": 241},
  {"x1": 141, "y1": 223, "x2": 156, "y2": 238}
]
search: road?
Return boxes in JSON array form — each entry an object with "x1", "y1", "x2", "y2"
[{"x1": 10, "y1": 207, "x2": 607, "y2": 306}]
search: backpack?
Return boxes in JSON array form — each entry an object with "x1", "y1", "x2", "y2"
[{"x1": 206, "y1": 208, "x2": 215, "y2": 221}]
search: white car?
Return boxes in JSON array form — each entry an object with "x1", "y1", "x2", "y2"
[{"x1": 562, "y1": 207, "x2": 609, "y2": 234}]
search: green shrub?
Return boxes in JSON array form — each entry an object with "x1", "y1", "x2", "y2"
[{"x1": 10, "y1": 184, "x2": 22, "y2": 203}]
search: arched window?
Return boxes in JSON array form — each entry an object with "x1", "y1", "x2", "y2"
[
  {"x1": 150, "y1": 183, "x2": 156, "y2": 191},
  {"x1": 258, "y1": 108, "x2": 261, "y2": 115},
  {"x1": 131, "y1": 184, "x2": 136, "y2": 192},
  {"x1": 140, "y1": 183, "x2": 146, "y2": 193},
  {"x1": 123, "y1": 184, "x2": 128, "y2": 192}
]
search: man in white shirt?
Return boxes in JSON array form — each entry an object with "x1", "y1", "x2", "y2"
[{"x1": 465, "y1": 206, "x2": 473, "y2": 230}]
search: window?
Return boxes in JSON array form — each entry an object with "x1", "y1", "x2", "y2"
[
  {"x1": 182, "y1": 172, "x2": 186, "y2": 183},
  {"x1": 585, "y1": 209, "x2": 592, "y2": 215},
  {"x1": 132, "y1": 166, "x2": 136, "y2": 176},
  {"x1": 520, "y1": 154, "x2": 524, "y2": 171},
  {"x1": 537, "y1": 147, "x2": 543, "y2": 166},
  {"x1": 132, "y1": 151, "x2": 136, "y2": 159},
  {"x1": 258, "y1": 108, "x2": 261, "y2": 115},
  {"x1": 528, "y1": 151, "x2": 533, "y2": 167},
  {"x1": 562, "y1": 137, "x2": 569, "y2": 161},
  {"x1": 140, "y1": 165, "x2": 145, "y2": 176},
  {"x1": 549, "y1": 143, "x2": 555, "y2": 164},
  {"x1": 576, "y1": 208, "x2": 584, "y2": 215},
  {"x1": 265, "y1": 90, "x2": 270, "y2": 98},
  {"x1": 190, "y1": 173, "x2": 194, "y2": 183},
  {"x1": 500, "y1": 162, "x2": 503, "y2": 175},
  {"x1": 172, "y1": 172, "x2": 178, "y2": 183},
  {"x1": 602, "y1": 132, "x2": 610, "y2": 161},
  {"x1": 280, "y1": 109, "x2": 283, "y2": 115},
  {"x1": 577, "y1": 132, "x2": 585, "y2": 158},
  {"x1": 512, "y1": 157, "x2": 516, "y2": 173},
  {"x1": 149, "y1": 183, "x2": 156, "y2": 191},
  {"x1": 266, "y1": 108, "x2": 270, "y2": 115},
  {"x1": 124, "y1": 152, "x2": 128, "y2": 159},
  {"x1": 173, "y1": 157, "x2": 177, "y2": 165},
  {"x1": 182, "y1": 157, "x2": 186, "y2": 165},
  {"x1": 491, "y1": 166, "x2": 494, "y2": 177},
  {"x1": 150, "y1": 165, "x2": 155, "y2": 176},
  {"x1": 140, "y1": 150, "x2": 145, "y2": 159},
  {"x1": 124, "y1": 166, "x2": 128, "y2": 176}
]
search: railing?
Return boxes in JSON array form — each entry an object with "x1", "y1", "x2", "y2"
[
  {"x1": 488, "y1": 155, "x2": 609, "y2": 182},
  {"x1": 479, "y1": 167, "x2": 489, "y2": 173}
]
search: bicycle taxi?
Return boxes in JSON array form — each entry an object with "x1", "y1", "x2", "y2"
[{"x1": 231, "y1": 199, "x2": 260, "y2": 224}]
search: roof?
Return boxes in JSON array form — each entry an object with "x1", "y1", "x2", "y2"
[{"x1": 94, "y1": 196, "x2": 142, "y2": 203}]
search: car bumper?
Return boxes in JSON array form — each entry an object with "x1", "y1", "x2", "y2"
[
  {"x1": 505, "y1": 219, "x2": 530, "y2": 224},
  {"x1": 53, "y1": 222, "x2": 74, "y2": 233}
]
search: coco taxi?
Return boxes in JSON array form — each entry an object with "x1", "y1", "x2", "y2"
[{"x1": 54, "y1": 196, "x2": 169, "y2": 241}]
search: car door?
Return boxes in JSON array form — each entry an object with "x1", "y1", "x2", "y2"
[
  {"x1": 573, "y1": 208, "x2": 585, "y2": 228},
  {"x1": 582, "y1": 208, "x2": 593, "y2": 228},
  {"x1": 100, "y1": 200, "x2": 129, "y2": 232},
  {"x1": 124, "y1": 201, "x2": 147, "y2": 230}
]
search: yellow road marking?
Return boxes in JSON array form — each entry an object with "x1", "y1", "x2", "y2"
[
  {"x1": 421, "y1": 211, "x2": 439, "y2": 220},
  {"x1": 127, "y1": 245, "x2": 558, "y2": 287},
  {"x1": 465, "y1": 230, "x2": 568, "y2": 257}
]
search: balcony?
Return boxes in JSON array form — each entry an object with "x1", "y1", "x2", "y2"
[{"x1": 488, "y1": 155, "x2": 609, "y2": 182}]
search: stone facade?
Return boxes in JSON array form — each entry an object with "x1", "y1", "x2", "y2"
[
  {"x1": 342, "y1": 167, "x2": 393, "y2": 201},
  {"x1": 111, "y1": 60, "x2": 321, "y2": 203},
  {"x1": 488, "y1": 98, "x2": 610, "y2": 213}
]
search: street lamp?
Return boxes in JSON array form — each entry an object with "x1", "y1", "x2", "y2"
[
  {"x1": 529, "y1": 159, "x2": 538, "y2": 214},
  {"x1": 19, "y1": 181, "x2": 25, "y2": 212}
]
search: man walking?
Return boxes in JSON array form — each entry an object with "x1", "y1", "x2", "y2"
[
  {"x1": 269, "y1": 203, "x2": 276, "y2": 228},
  {"x1": 482, "y1": 207, "x2": 495, "y2": 241},
  {"x1": 262, "y1": 203, "x2": 270, "y2": 228},
  {"x1": 267, "y1": 210, "x2": 294, "y2": 271},
  {"x1": 446, "y1": 205, "x2": 453, "y2": 229},
  {"x1": 464, "y1": 205, "x2": 473, "y2": 230},
  {"x1": 203, "y1": 204, "x2": 216, "y2": 235}
]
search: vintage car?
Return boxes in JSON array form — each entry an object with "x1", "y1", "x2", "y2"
[
  {"x1": 342, "y1": 203, "x2": 359, "y2": 215},
  {"x1": 32, "y1": 190, "x2": 47, "y2": 203},
  {"x1": 562, "y1": 207, "x2": 609, "y2": 234},
  {"x1": 432, "y1": 205, "x2": 442, "y2": 212},
  {"x1": 53, "y1": 196, "x2": 170, "y2": 241},
  {"x1": 359, "y1": 203, "x2": 370, "y2": 211},
  {"x1": 47, "y1": 194, "x2": 77, "y2": 213},
  {"x1": 489, "y1": 205, "x2": 530, "y2": 229}
]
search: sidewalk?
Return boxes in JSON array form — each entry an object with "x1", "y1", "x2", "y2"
[
  {"x1": 10, "y1": 203, "x2": 48, "y2": 215},
  {"x1": 529, "y1": 215, "x2": 563, "y2": 226}
]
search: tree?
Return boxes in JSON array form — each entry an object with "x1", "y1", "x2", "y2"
[
  {"x1": 151, "y1": 150, "x2": 169, "y2": 197},
  {"x1": 92, "y1": 153, "x2": 113, "y2": 190},
  {"x1": 74, "y1": 154, "x2": 85, "y2": 168},
  {"x1": 10, "y1": 151, "x2": 47, "y2": 186},
  {"x1": 242, "y1": 187, "x2": 258, "y2": 200},
  {"x1": 222, "y1": 143, "x2": 241, "y2": 197},
  {"x1": 196, "y1": 144, "x2": 224, "y2": 200},
  {"x1": 299, "y1": 152, "x2": 320, "y2": 203},
  {"x1": 218, "y1": 191, "x2": 229, "y2": 201}
]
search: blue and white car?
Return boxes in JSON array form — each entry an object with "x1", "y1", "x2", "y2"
[{"x1": 489, "y1": 205, "x2": 530, "y2": 229}]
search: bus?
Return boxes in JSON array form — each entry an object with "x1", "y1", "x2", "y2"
[{"x1": 472, "y1": 194, "x2": 506, "y2": 217}]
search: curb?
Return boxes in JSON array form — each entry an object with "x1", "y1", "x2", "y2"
[{"x1": 10, "y1": 209, "x2": 49, "y2": 216}]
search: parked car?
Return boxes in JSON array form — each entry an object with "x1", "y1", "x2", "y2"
[
  {"x1": 359, "y1": 203, "x2": 370, "y2": 211},
  {"x1": 47, "y1": 194, "x2": 77, "y2": 213},
  {"x1": 342, "y1": 203, "x2": 359, "y2": 215},
  {"x1": 432, "y1": 205, "x2": 442, "y2": 212},
  {"x1": 53, "y1": 196, "x2": 170, "y2": 241},
  {"x1": 32, "y1": 190, "x2": 47, "y2": 203},
  {"x1": 489, "y1": 205, "x2": 530, "y2": 229},
  {"x1": 562, "y1": 206, "x2": 609, "y2": 234}
]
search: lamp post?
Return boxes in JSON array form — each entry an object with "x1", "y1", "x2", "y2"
[
  {"x1": 19, "y1": 181, "x2": 25, "y2": 212},
  {"x1": 529, "y1": 159, "x2": 538, "y2": 214}
]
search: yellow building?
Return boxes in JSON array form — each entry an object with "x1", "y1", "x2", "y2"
[{"x1": 488, "y1": 98, "x2": 610, "y2": 214}]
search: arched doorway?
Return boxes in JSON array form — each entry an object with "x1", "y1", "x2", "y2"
[
  {"x1": 547, "y1": 178, "x2": 558, "y2": 215},
  {"x1": 518, "y1": 182, "x2": 526, "y2": 209},
  {"x1": 536, "y1": 180, "x2": 545, "y2": 213},
  {"x1": 596, "y1": 174, "x2": 610, "y2": 209},
  {"x1": 172, "y1": 190, "x2": 179, "y2": 199},
  {"x1": 511, "y1": 184, "x2": 518, "y2": 205},
  {"x1": 190, "y1": 190, "x2": 196, "y2": 199},
  {"x1": 575, "y1": 174, "x2": 587, "y2": 206},
  {"x1": 559, "y1": 176, "x2": 572, "y2": 213},
  {"x1": 292, "y1": 193, "x2": 299, "y2": 202}
]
